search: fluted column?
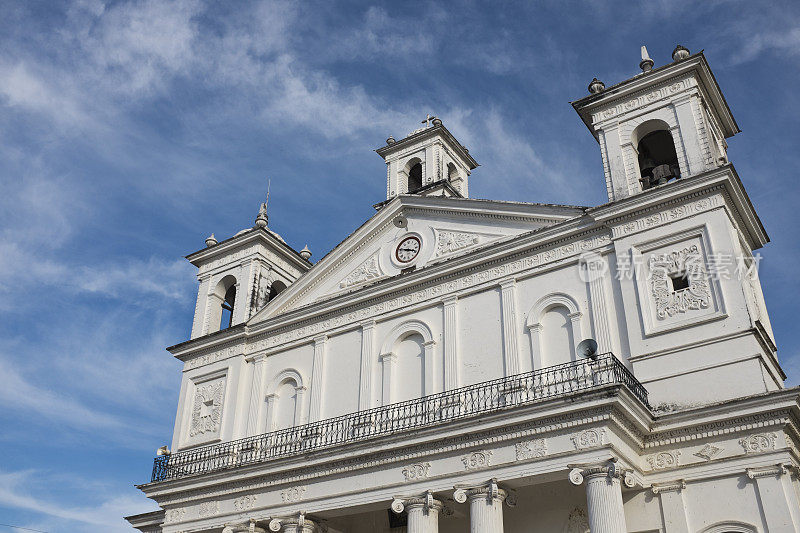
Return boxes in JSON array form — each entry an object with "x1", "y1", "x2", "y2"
[
  {"x1": 358, "y1": 319, "x2": 375, "y2": 410},
  {"x1": 392, "y1": 491, "x2": 443, "y2": 533},
  {"x1": 246, "y1": 354, "x2": 268, "y2": 435},
  {"x1": 569, "y1": 461, "x2": 632, "y2": 533},
  {"x1": 454, "y1": 479, "x2": 513, "y2": 533},
  {"x1": 308, "y1": 335, "x2": 328, "y2": 422},
  {"x1": 443, "y1": 296, "x2": 460, "y2": 389}
]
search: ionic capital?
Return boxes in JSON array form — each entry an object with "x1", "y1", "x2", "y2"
[
  {"x1": 268, "y1": 512, "x2": 323, "y2": 532},
  {"x1": 222, "y1": 519, "x2": 266, "y2": 533},
  {"x1": 391, "y1": 490, "x2": 443, "y2": 514},
  {"x1": 453, "y1": 478, "x2": 514, "y2": 506},
  {"x1": 568, "y1": 460, "x2": 636, "y2": 488}
]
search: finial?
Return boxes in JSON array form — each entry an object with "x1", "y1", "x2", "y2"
[
  {"x1": 205, "y1": 233, "x2": 218, "y2": 247},
  {"x1": 672, "y1": 44, "x2": 690, "y2": 61},
  {"x1": 432, "y1": 117, "x2": 442, "y2": 127},
  {"x1": 255, "y1": 203, "x2": 268, "y2": 228},
  {"x1": 386, "y1": 135, "x2": 396, "y2": 145},
  {"x1": 588, "y1": 77, "x2": 605, "y2": 94},
  {"x1": 299, "y1": 245, "x2": 312, "y2": 260},
  {"x1": 639, "y1": 45, "x2": 654, "y2": 72}
]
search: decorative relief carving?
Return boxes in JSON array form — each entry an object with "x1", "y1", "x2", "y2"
[
  {"x1": 197, "y1": 500, "x2": 220, "y2": 518},
  {"x1": 434, "y1": 230, "x2": 480, "y2": 257},
  {"x1": 185, "y1": 344, "x2": 242, "y2": 370},
  {"x1": 515, "y1": 438, "x2": 547, "y2": 460},
  {"x1": 694, "y1": 443, "x2": 722, "y2": 461},
  {"x1": 339, "y1": 254, "x2": 382, "y2": 289},
  {"x1": 571, "y1": 429, "x2": 606, "y2": 450},
  {"x1": 612, "y1": 194, "x2": 722, "y2": 239},
  {"x1": 189, "y1": 378, "x2": 225, "y2": 437},
  {"x1": 233, "y1": 494, "x2": 258, "y2": 512},
  {"x1": 401, "y1": 462, "x2": 431, "y2": 481},
  {"x1": 592, "y1": 78, "x2": 688, "y2": 123},
  {"x1": 646, "y1": 451, "x2": 680, "y2": 470},
  {"x1": 649, "y1": 244, "x2": 711, "y2": 319},
  {"x1": 739, "y1": 433, "x2": 777, "y2": 454},
  {"x1": 461, "y1": 450, "x2": 492, "y2": 470},
  {"x1": 247, "y1": 234, "x2": 611, "y2": 355},
  {"x1": 164, "y1": 508, "x2": 186, "y2": 524},
  {"x1": 280, "y1": 486, "x2": 306, "y2": 503}
]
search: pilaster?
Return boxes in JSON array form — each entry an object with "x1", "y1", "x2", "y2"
[
  {"x1": 582, "y1": 255, "x2": 614, "y2": 353},
  {"x1": 359, "y1": 320, "x2": 375, "y2": 410},
  {"x1": 309, "y1": 335, "x2": 328, "y2": 422},
  {"x1": 746, "y1": 464, "x2": 800, "y2": 531},
  {"x1": 499, "y1": 279, "x2": 520, "y2": 376},
  {"x1": 443, "y1": 296, "x2": 460, "y2": 390},
  {"x1": 651, "y1": 480, "x2": 689, "y2": 533},
  {"x1": 379, "y1": 352, "x2": 397, "y2": 405},
  {"x1": 246, "y1": 354, "x2": 268, "y2": 436}
]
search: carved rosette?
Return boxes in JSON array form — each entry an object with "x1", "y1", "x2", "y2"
[
  {"x1": 515, "y1": 438, "x2": 547, "y2": 460},
  {"x1": 570, "y1": 428, "x2": 606, "y2": 450},
  {"x1": 649, "y1": 244, "x2": 711, "y2": 319},
  {"x1": 401, "y1": 462, "x2": 431, "y2": 481},
  {"x1": 461, "y1": 450, "x2": 492, "y2": 470}
]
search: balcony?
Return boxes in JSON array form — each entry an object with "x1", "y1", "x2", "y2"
[{"x1": 150, "y1": 353, "x2": 648, "y2": 483}]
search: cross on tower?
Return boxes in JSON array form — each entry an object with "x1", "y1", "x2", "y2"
[{"x1": 421, "y1": 114, "x2": 437, "y2": 127}]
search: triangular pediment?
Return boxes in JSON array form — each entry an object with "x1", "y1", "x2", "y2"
[{"x1": 248, "y1": 196, "x2": 584, "y2": 323}]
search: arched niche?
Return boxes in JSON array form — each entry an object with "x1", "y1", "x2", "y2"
[
  {"x1": 264, "y1": 368, "x2": 306, "y2": 432},
  {"x1": 526, "y1": 293, "x2": 584, "y2": 370},
  {"x1": 378, "y1": 320, "x2": 438, "y2": 405},
  {"x1": 208, "y1": 274, "x2": 238, "y2": 333}
]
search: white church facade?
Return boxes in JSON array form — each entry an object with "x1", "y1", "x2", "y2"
[{"x1": 126, "y1": 47, "x2": 800, "y2": 533}]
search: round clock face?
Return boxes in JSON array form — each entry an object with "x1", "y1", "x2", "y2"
[{"x1": 395, "y1": 235, "x2": 421, "y2": 263}]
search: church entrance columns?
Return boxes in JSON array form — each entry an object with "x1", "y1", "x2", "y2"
[
  {"x1": 454, "y1": 479, "x2": 512, "y2": 533},
  {"x1": 569, "y1": 461, "x2": 631, "y2": 533},
  {"x1": 392, "y1": 491, "x2": 443, "y2": 533}
]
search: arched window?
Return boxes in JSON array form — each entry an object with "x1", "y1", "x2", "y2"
[
  {"x1": 447, "y1": 162, "x2": 458, "y2": 182},
  {"x1": 408, "y1": 162, "x2": 423, "y2": 192},
  {"x1": 526, "y1": 293, "x2": 584, "y2": 370},
  {"x1": 392, "y1": 333, "x2": 425, "y2": 403},
  {"x1": 379, "y1": 320, "x2": 439, "y2": 405},
  {"x1": 220, "y1": 285, "x2": 236, "y2": 330},
  {"x1": 273, "y1": 378, "x2": 298, "y2": 430},
  {"x1": 637, "y1": 129, "x2": 680, "y2": 190},
  {"x1": 268, "y1": 280, "x2": 287, "y2": 302},
  {"x1": 700, "y1": 523, "x2": 756, "y2": 533},
  {"x1": 208, "y1": 275, "x2": 237, "y2": 333}
]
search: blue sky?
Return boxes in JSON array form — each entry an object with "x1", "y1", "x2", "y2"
[{"x1": 1, "y1": 1, "x2": 799, "y2": 531}]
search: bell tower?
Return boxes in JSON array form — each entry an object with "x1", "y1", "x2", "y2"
[
  {"x1": 376, "y1": 116, "x2": 478, "y2": 200},
  {"x1": 572, "y1": 46, "x2": 739, "y2": 202}
]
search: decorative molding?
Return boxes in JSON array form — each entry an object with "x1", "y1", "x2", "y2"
[
  {"x1": 197, "y1": 500, "x2": 220, "y2": 518},
  {"x1": 189, "y1": 378, "x2": 225, "y2": 437},
  {"x1": 611, "y1": 193, "x2": 723, "y2": 239},
  {"x1": 647, "y1": 451, "x2": 681, "y2": 470},
  {"x1": 401, "y1": 462, "x2": 431, "y2": 481},
  {"x1": 184, "y1": 343, "x2": 243, "y2": 370},
  {"x1": 694, "y1": 443, "x2": 722, "y2": 461},
  {"x1": 739, "y1": 433, "x2": 777, "y2": 454},
  {"x1": 515, "y1": 438, "x2": 547, "y2": 460},
  {"x1": 570, "y1": 428, "x2": 606, "y2": 450},
  {"x1": 338, "y1": 253, "x2": 383, "y2": 289},
  {"x1": 592, "y1": 75, "x2": 691, "y2": 123},
  {"x1": 461, "y1": 450, "x2": 493, "y2": 470},
  {"x1": 164, "y1": 508, "x2": 186, "y2": 524},
  {"x1": 651, "y1": 480, "x2": 686, "y2": 494},
  {"x1": 233, "y1": 494, "x2": 258, "y2": 512},
  {"x1": 746, "y1": 463, "x2": 788, "y2": 479},
  {"x1": 645, "y1": 409, "x2": 793, "y2": 448},
  {"x1": 433, "y1": 230, "x2": 480, "y2": 257},
  {"x1": 280, "y1": 486, "x2": 306, "y2": 503},
  {"x1": 649, "y1": 244, "x2": 711, "y2": 319}
]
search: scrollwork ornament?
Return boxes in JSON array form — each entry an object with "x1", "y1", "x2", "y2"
[
  {"x1": 453, "y1": 488, "x2": 468, "y2": 504},
  {"x1": 268, "y1": 519, "x2": 282, "y2": 532},
  {"x1": 391, "y1": 498, "x2": 405, "y2": 514},
  {"x1": 623, "y1": 471, "x2": 637, "y2": 488},
  {"x1": 568, "y1": 467, "x2": 584, "y2": 486}
]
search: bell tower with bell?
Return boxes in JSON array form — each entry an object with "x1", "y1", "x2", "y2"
[
  {"x1": 572, "y1": 45, "x2": 739, "y2": 202},
  {"x1": 376, "y1": 115, "x2": 478, "y2": 200}
]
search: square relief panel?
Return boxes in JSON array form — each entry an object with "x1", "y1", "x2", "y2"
[
  {"x1": 632, "y1": 230, "x2": 724, "y2": 336},
  {"x1": 184, "y1": 372, "x2": 227, "y2": 447}
]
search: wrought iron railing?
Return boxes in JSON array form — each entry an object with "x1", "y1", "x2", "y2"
[{"x1": 150, "y1": 353, "x2": 647, "y2": 483}]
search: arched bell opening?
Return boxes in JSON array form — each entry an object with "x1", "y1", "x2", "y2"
[{"x1": 636, "y1": 128, "x2": 681, "y2": 190}]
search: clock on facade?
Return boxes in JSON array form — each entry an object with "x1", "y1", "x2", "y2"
[{"x1": 395, "y1": 235, "x2": 421, "y2": 263}]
